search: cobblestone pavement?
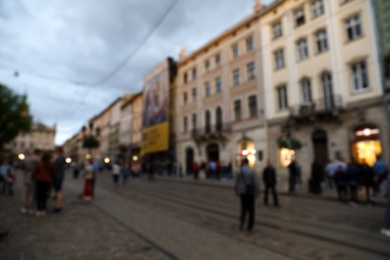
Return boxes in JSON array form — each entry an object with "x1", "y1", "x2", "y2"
[{"x1": 1, "y1": 170, "x2": 389, "y2": 260}]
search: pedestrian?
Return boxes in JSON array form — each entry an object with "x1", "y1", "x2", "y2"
[
  {"x1": 122, "y1": 161, "x2": 130, "y2": 186},
  {"x1": 112, "y1": 161, "x2": 121, "y2": 187},
  {"x1": 91, "y1": 159, "x2": 99, "y2": 196},
  {"x1": 33, "y1": 152, "x2": 53, "y2": 216},
  {"x1": 346, "y1": 161, "x2": 360, "y2": 207},
  {"x1": 193, "y1": 162, "x2": 199, "y2": 180},
  {"x1": 310, "y1": 160, "x2": 323, "y2": 195},
  {"x1": 373, "y1": 155, "x2": 388, "y2": 196},
  {"x1": 72, "y1": 161, "x2": 80, "y2": 179},
  {"x1": 262, "y1": 160, "x2": 279, "y2": 207},
  {"x1": 199, "y1": 161, "x2": 206, "y2": 181},
  {"x1": 0, "y1": 158, "x2": 14, "y2": 196},
  {"x1": 360, "y1": 162, "x2": 374, "y2": 206},
  {"x1": 325, "y1": 159, "x2": 337, "y2": 190},
  {"x1": 51, "y1": 147, "x2": 66, "y2": 213},
  {"x1": 334, "y1": 166, "x2": 348, "y2": 202},
  {"x1": 234, "y1": 158, "x2": 260, "y2": 232},
  {"x1": 288, "y1": 160, "x2": 298, "y2": 193},
  {"x1": 380, "y1": 172, "x2": 390, "y2": 238},
  {"x1": 82, "y1": 159, "x2": 94, "y2": 201},
  {"x1": 20, "y1": 149, "x2": 41, "y2": 214}
]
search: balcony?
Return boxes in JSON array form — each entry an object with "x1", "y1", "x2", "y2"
[
  {"x1": 289, "y1": 95, "x2": 344, "y2": 121},
  {"x1": 191, "y1": 123, "x2": 232, "y2": 142}
]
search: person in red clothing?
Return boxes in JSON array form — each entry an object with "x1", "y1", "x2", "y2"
[{"x1": 33, "y1": 153, "x2": 53, "y2": 216}]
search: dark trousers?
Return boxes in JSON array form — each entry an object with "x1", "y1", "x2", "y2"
[
  {"x1": 264, "y1": 185, "x2": 279, "y2": 206},
  {"x1": 289, "y1": 176, "x2": 296, "y2": 193},
  {"x1": 240, "y1": 194, "x2": 255, "y2": 230},
  {"x1": 35, "y1": 181, "x2": 51, "y2": 211},
  {"x1": 349, "y1": 184, "x2": 358, "y2": 203},
  {"x1": 73, "y1": 170, "x2": 79, "y2": 179},
  {"x1": 112, "y1": 175, "x2": 119, "y2": 186},
  {"x1": 337, "y1": 184, "x2": 347, "y2": 202}
]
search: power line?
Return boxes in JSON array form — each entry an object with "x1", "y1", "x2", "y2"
[{"x1": 0, "y1": 0, "x2": 180, "y2": 88}]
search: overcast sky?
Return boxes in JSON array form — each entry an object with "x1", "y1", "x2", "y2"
[{"x1": 0, "y1": 0, "x2": 273, "y2": 145}]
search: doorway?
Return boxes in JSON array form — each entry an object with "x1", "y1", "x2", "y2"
[
  {"x1": 206, "y1": 143, "x2": 219, "y2": 162},
  {"x1": 185, "y1": 148, "x2": 194, "y2": 175},
  {"x1": 312, "y1": 129, "x2": 329, "y2": 167}
]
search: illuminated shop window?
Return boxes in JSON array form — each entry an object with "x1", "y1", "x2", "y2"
[
  {"x1": 279, "y1": 148, "x2": 295, "y2": 167},
  {"x1": 352, "y1": 125, "x2": 381, "y2": 166}
]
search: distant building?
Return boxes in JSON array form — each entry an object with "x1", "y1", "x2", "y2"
[{"x1": 10, "y1": 122, "x2": 56, "y2": 154}]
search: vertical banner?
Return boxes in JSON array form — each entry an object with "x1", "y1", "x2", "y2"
[{"x1": 141, "y1": 60, "x2": 170, "y2": 154}]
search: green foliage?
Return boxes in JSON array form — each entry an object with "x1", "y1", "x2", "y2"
[
  {"x1": 277, "y1": 136, "x2": 302, "y2": 150},
  {"x1": 0, "y1": 83, "x2": 32, "y2": 150},
  {"x1": 82, "y1": 135, "x2": 100, "y2": 149}
]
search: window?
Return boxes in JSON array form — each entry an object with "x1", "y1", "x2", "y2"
[
  {"x1": 345, "y1": 15, "x2": 362, "y2": 41},
  {"x1": 215, "y1": 77, "x2": 222, "y2": 93},
  {"x1": 277, "y1": 86, "x2": 288, "y2": 110},
  {"x1": 340, "y1": 0, "x2": 352, "y2": 5},
  {"x1": 246, "y1": 36, "x2": 254, "y2": 52},
  {"x1": 316, "y1": 29, "x2": 328, "y2": 53},
  {"x1": 232, "y1": 44, "x2": 239, "y2": 58},
  {"x1": 248, "y1": 95, "x2": 258, "y2": 118},
  {"x1": 274, "y1": 49, "x2": 285, "y2": 69},
  {"x1": 192, "y1": 88, "x2": 197, "y2": 101},
  {"x1": 247, "y1": 62, "x2": 256, "y2": 80},
  {"x1": 205, "y1": 110, "x2": 211, "y2": 133},
  {"x1": 312, "y1": 0, "x2": 324, "y2": 18},
  {"x1": 322, "y1": 72, "x2": 334, "y2": 109},
  {"x1": 192, "y1": 67, "x2": 197, "y2": 80},
  {"x1": 183, "y1": 72, "x2": 188, "y2": 84},
  {"x1": 192, "y1": 113, "x2": 197, "y2": 130},
  {"x1": 351, "y1": 61, "x2": 369, "y2": 91},
  {"x1": 205, "y1": 82, "x2": 211, "y2": 97},
  {"x1": 233, "y1": 69, "x2": 241, "y2": 86},
  {"x1": 295, "y1": 8, "x2": 305, "y2": 27},
  {"x1": 273, "y1": 21, "x2": 282, "y2": 38},
  {"x1": 234, "y1": 100, "x2": 242, "y2": 121},
  {"x1": 205, "y1": 60, "x2": 210, "y2": 72},
  {"x1": 297, "y1": 39, "x2": 308, "y2": 60},
  {"x1": 215, "y1": 54, "x2": 221, "y2": 67},
  {"x1": 216, "y1": 107, "x2": 223, "y2": 131},
  {"x1": 183, "y1": 92, "x2": 188, "y2": 105},
  {"x1": 183, "y1": 116, "x2": 188, "y2": 133},
  {"x1": 301, "y1": 78, "x2": 312, "y2": 104}
]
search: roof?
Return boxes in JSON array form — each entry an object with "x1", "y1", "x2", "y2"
[{"x1": 121, "y1": 92, "x2": 143, "y2": 110}]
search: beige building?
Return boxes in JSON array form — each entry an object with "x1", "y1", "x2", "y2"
[
  {"x1": 129, "y1": 93, "x2": 143, "y2": 163},
  {"x1": 259, "y1": 0, "x2": 386, "y2": 178},
  {"x1": 11, "y1": 122, "x2": 56, "y2": 154},
  {"x1": 176, "y1": 3, "x2": 267, "y2": 175}
]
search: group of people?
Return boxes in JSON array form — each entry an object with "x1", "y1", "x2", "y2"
[
  {"x1": 192, "y1": 161, "x2": 232, "y2": 180},
  {"x1": 0, "y1": 158, "x2": 16, "y2": 196},
  {"x1": 18, "y1": 148, "x2": 66, "y2": 216},
  {"x1": 234, "y1": 157, "x2": 390, "y2": 238}
]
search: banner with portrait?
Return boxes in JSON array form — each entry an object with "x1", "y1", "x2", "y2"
[{"x1": 141, "y1": 60, "x2": 170, "y2": 154}]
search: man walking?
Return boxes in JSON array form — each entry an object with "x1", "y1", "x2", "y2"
[
  {"x1": 234, "y1": 158, "x2": 260, "y2": 232},
  {"x1": 52, "y1": 147, "x2": 66, "y2": 213},
  {"x1": 21, "y1": 149, "x2": 41, "y2": 214},
  {"x1": 262, "y1": 160, "x2": 279, "y2": 207}
]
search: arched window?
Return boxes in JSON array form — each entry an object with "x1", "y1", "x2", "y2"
[{"x1": 216, "y1": 107, "x2": 223, "y2": 131}]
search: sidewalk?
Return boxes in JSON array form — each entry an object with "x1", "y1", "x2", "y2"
[{"x1": 154, "y1": 174, "x2": 388, "y2": 206}]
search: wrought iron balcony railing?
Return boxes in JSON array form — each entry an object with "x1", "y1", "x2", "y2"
[
  {"x1": 191, "y1": 123, "x2": 232, "y2": 139},
  {"x1": 289, "y1": 95, "x2": 343, "y2": 119}
]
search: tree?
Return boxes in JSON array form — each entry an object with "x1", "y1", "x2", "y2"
[
  {"x1": 0, "y1": 83, "x2": 32, "y2": 150},
  {"x1": 82, "y1": 135, "x2": 100, "y2": 150},
  {"x1": 277, "y1": 136, "x2": 302, "y2": 150}
]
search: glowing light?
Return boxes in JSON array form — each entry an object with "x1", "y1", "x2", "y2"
[
  {"x1": 65, "y1": 157, "x2": 72, "y2": 164},
  {"x1": 86, "y1": 154, "x2": 91, "y2": 159},
  {"x1": 133, "y1": 156, "x2": 138, "y2": 161},
  {"x1": 356, "y1": 128, "x2": 379, "y2": 136},
  {"x1": 242, "y1": 150, "x2": 249, "y2": 156},
  {"x1": 251, "y1": 149, "x2": 256, "y2": 155},
  {"x1": 104, "y1": 157, "x2": 110, "y2": 164},
  {"x1": 18, "y1": 154, "x2": 25, "y2": 160}
]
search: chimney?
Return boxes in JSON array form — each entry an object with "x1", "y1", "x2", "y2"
[
  {"x1": 253, "y1": 0, "x2": 265, "y2": 13},
  {"x1": 179, "y1": 46, "x2": 186, "y2": 60}
]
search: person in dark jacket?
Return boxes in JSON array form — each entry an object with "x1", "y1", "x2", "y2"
[
  {"x1": 262, "y1": 161, "x2": 279, "y2": 207},
  {"x1": 310, "y1": 160, "x2": 323, "y2": 195},
  {"x1": 346, "y1": 161, "x2": 360, "y2": 206},
  {"x1": 288, "y1": 160, "x2": 298, "y2": 193},
  {"x1": 334, "y1": 166, "x2": 348, "y2": 202},
  {"x1": 234, "y1": 158, "x2": 260, "y2": 232},
  {"x1": 360, "y1": 162, "x2": 374, "y2": 206}
]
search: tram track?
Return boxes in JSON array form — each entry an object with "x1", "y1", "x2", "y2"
[{"x1": 118, "y1": 181, "x2": 390, "y2": 260}]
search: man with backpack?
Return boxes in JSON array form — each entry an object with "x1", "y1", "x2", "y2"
[{"x1": 234, "y1": 158, "x2": 260, "y2": 232}]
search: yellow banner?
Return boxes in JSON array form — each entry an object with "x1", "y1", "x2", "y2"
[{"x1": 141, "y1": 121, "x2": 169, "y2": 154}]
